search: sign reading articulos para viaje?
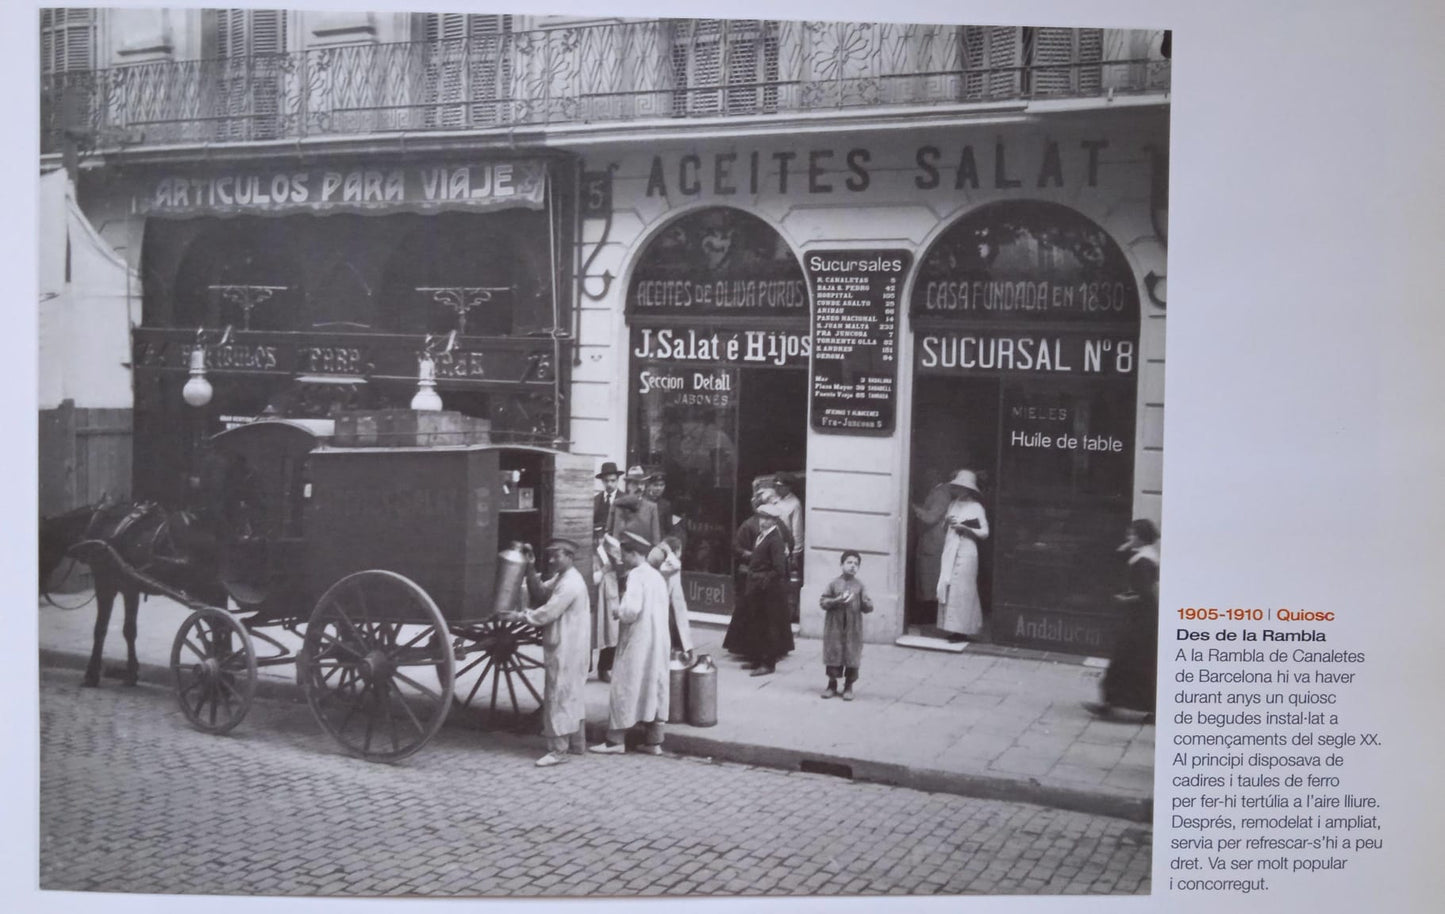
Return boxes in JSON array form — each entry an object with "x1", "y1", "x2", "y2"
[{"x1": 129, "y1": 160, "x2": 548, "y2": 216}]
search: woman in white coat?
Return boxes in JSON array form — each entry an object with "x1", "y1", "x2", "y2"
[{"x1": 936, "y1": 469, "x2": 989, "y2": 643}]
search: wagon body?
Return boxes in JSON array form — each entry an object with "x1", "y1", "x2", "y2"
[
  {"x1": 209, "y1": 420, "x2": 595, "y2": 624},
  {"x1": 173, "y1": 412, "x2": 598, "y2": 760},
  {"x1": 304, "y1": 445, "x2": 500, "y2": 623}
]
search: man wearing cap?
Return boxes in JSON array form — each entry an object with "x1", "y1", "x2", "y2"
[
  {"x1": 593, "y1": 461, "x2": 622, "y2": 532},
  {"x1": 505, "y1": 538, "x2": 591, "y2": 767},
  {"x1": 590, "y1": 533, "x2": 671, "y2": 755},
  {"x1": 607, "y1": 465, "x2": 661, "y2": 548}
]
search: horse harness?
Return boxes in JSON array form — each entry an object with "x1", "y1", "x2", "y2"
[{"x1": 74, "y1": 501, "x2": 198, "y2": 582}]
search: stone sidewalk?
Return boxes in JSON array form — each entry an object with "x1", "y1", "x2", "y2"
[{"x1": 37, "y1": 591, "x2": 1154, "y2": 821}]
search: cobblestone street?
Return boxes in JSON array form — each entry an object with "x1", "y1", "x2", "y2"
[{"x1": 38, "y1": 667, "x2": 1151, "y2": 897}]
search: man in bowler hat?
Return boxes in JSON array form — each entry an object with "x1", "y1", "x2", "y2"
[{"x1": 594, "y1": 461, "x2": 622, "y2": 531}]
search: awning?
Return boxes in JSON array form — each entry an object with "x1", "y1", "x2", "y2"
[{"x1": 38, "y1": 169, "x2": 140, "y2": 410}]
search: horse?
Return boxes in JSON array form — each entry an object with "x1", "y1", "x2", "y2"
[{"x1": 40, "y1": 498, "x2": 226, "y2": 688}]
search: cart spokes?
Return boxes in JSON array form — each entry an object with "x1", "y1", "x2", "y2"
[
  {"x1": 170, "y1": 607, "x2": 258, "y2": 735},
  {"x1": 299, "y1": 570, "x2": 455, "y2": 762}
]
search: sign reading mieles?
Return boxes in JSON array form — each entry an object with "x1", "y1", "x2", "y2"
[{"x1": 131, "y1": 161, "x2": 548, "y2": 216}]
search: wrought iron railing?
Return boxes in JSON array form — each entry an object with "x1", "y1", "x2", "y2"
[{"x1": 41, "y1": 20, "x2": 1169, "y2": 153}]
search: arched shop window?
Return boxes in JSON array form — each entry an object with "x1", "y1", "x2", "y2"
[
  {"x1": 908, "y1": 200, "x2": 1140, "y2": 655},
  {"x1": 626, "y1": 207, "x2": 808, "y2": 613},
  {"x1": 170, "y1": 218, "x2": 304, "y2": 332},
  {"x1": 377, "y1": 212, "x2": 550, "y2": 337}
]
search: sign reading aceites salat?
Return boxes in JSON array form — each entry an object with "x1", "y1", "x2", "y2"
[{"x1": 807, "y1": 249, "x2": 911, "y2": 434}]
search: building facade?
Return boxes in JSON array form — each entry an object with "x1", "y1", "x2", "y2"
[{"x1": 41, "y1": 10, "x2": 1169, "y2": 655}]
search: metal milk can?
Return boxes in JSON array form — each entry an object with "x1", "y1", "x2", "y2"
[
  {"x1": 491, "y1": 542, "x2": 528, "y2": 617},
  {"x1": 686, "y1": 653, "x2": 718, "y2": 727},
  {"x1": 667, "y1": 650, "x2": 693, "y2": 724}
]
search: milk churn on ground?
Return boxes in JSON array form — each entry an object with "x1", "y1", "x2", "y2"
[
  {"x1": 668, "y1": 650, "x2": 693, "y2": 723},
  {"x1": 686, "y1": 654, "x2": 718, "y2": 727}
]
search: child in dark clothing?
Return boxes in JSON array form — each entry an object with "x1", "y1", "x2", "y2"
[{"x1": 819, "y1": 550, "x2": 873, "y2": 700}]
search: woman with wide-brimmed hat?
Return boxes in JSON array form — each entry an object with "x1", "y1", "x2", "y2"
[{"x1": 936, "y1": 469, "x2": 989, "y2": 642}]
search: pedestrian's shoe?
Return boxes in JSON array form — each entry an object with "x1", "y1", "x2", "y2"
[
  {"x1": 841, "y1": 687, "x2": 855, "y2": 702},
  {"x1": 588, "y1": 742, "x2": 626, "y2": 754},
  {"x1": 820, "y1": 686, "x2": 838, "y2": 699},
  {"x1": 1082, "y1": 701, "x2": 1115, "y2": 720},
  {"x1": 534, "y1": 752, "x2": 568, "y2": 768},
  {"x1": 740, "y1": 661, "x2": 759, "y2": 670},
  {"x1": 637, "y1": 744, "x2": 663, "y2": 756},
  {"x1": 749, "y1": 664, "x2": 775, "y2": 677}
]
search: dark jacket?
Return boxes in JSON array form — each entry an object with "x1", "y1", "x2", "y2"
[{"x1": 608, "y1": 493, "x2": 661, "y2": 546}]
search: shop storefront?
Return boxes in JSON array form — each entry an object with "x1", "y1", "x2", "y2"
[
  {"x1": 624, "y1": 206, "x2": 810, "y2": 614},
  {"x1": 908, "y1": 200, "x2": 1142, "y2": 653},
  {"x1": 523, "y1": 112, "x2": 1168, "y2": 655},
  {"x1": 94, "y1": 156, "x2": 577, "y2": 506}
]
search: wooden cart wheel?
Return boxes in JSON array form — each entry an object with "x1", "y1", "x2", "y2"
[
  {"x1": 299, "y1": 570, "x2": 455, "y2": 762},
  {"x1": 170, "y1": 607, "x2": 257, "y2": 735},
  {"x1": 451, "y1": 617, "x2": 546, "y2": 730}
]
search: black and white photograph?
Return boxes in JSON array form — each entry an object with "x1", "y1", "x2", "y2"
[{"x1": 35, "y1": 2, "x2": 1170, "y2": 899}]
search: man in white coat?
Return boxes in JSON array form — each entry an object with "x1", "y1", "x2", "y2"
[
  {"x1": 590, "y1": 533, "x2": 671, "y2": 755},
  {"x1": 508, "y1": 538, "x2": 591, "y2": 767}
]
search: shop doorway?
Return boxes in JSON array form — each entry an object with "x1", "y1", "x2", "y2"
[
  {"x1": 906, "y1": 199, "x2": 1143, "y2": 654},
  {"x1": 906, "y1": 375, "x2": 998, "y2": 628},
  {"x1": 625, "y1": 206, "x2": 810, "y2": 618},
  {"x1": 735, "y1": 368, "x2": 808, "y2": 524}
]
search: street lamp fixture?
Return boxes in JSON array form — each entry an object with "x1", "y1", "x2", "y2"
[
  {"x1": 410, "y1": 353, "x2": 443, "y2": 411},
  {"x1": 182, "y1": 325, "x2": 233, "y2": 408},
  {"x1": 411, "y1": 330, "x2": 457, "y2": 411},
  {"x1": 182, "y1": 346, "x2": 213, "y2": 407}
]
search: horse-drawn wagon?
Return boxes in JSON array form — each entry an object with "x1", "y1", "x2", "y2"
[{"x1": 160, "y1": 412, "x2": 595, "y2": 761}]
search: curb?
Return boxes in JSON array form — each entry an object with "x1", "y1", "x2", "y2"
[{"x1": 40, "y1": 648, "x2": 1152, "y2": 824}]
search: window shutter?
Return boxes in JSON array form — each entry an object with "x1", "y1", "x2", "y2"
[
  {"x1": 670, "y1": 20, "x2": 777, "y2": 116},
  {"x1": 419, "y1": 14, "x2": 512, "y2": 128},
  {"x1": 1030, "y1": 27, "x2": 1102, "y2": 96},
  {"x1": 216, "y1": 9, "x2": 286, "y2": 57},
  {"x1": 39, "y1": 8, "x2": 95, "y2": 74},
  {"x1": 209, "y1": 10, "x2": 289, "y2": 140},
  {"x1": 250, "y1": 10, "x2": 287, "y2": 55},
  {"x1": 961, "y1": 26, "x2": 1022, "y2": 99}
]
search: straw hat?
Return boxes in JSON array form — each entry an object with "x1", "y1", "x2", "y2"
[
  {"x1": 947, "y1": 469, "x2": 982, "y2": 496},
  {"x1": 624, "y1": 465, "x2": 649, "y2": 481}
]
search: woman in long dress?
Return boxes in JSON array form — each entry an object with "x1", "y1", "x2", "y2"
[
  {"x1": 911, "y1": 467, "x2": 953, "y2": 611},
  {"x1": 1085, "y1": 519, "x2": 1161, "y2": 720},
  {"x1": 936, "y1": 469, "x2": 989, "y2": 642}
]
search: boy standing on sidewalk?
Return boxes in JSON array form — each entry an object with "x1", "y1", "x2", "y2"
[{"x1": 818, "y1": 550, "x2": 873, "y2": 701}]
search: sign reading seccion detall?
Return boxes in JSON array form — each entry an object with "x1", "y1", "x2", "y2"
[{"x1": 807, "y1": 249, "x2": 911, "y2": 435}]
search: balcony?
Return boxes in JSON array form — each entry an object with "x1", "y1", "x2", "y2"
[{"x1": 41, "y1": 20, "x2": 1169, "y2": 154}]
